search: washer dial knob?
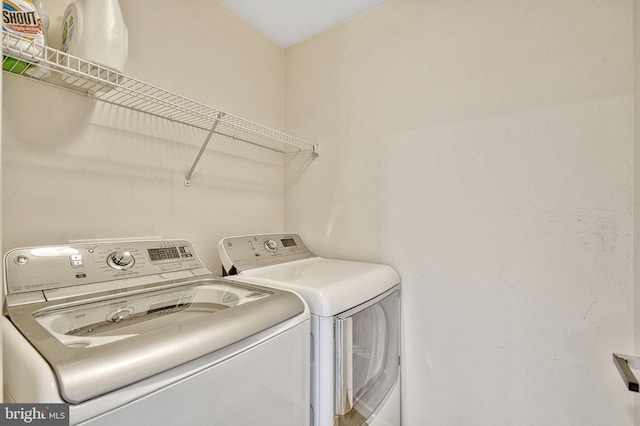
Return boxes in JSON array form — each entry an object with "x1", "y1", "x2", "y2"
[
  {"x1": 264, "y1": 239, "x2": 278, "y2": 252},
  {"x1": 107, "y1": 250, "x2": 135, "y2": 270}
]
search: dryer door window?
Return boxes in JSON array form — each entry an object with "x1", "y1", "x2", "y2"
[{"x1": 335, "y1": 287, "x2": 400, "y2": 425}]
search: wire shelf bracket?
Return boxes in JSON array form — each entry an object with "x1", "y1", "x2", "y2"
[{"x1": 184, "y1": 112, "x2": 224, "y2": 187}]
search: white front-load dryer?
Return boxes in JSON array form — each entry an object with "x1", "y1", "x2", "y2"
[
  {"x1": 2, "y1": 238, "x2": 310, "y2": 426},
  {"x1": 218, "y1": 233, "x2": 401, "y2": 426}
]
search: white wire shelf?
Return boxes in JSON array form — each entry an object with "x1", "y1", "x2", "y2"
[{"x1": 3, "y1": 33, "x2": 319, "y2": 185}]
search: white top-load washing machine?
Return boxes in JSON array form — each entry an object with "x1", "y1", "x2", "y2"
[
  {"x1": 2, "y1": 238, "x2": 310, "y2": 426},
  {"x1": 218, "y1": 233, "x2": 401, "y2": 426}
]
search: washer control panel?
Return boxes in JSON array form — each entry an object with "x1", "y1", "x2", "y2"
[
  {"x1": 218, "y1": 233, "x2": 316, "y2": 274},
  {"x1": 4, "y1": 239, "x2": 205, "y2": 296}
]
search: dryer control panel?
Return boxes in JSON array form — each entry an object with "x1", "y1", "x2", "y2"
[
  {"x1": 218, "y1": 233, "x2": 316, "y2": 274},
  {"x1": 4, "y1": 239, "x2": 209, "y2": 303}
]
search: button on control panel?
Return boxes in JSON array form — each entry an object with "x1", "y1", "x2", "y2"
[{"x1": 70, "y1": 254, "x2": 83, "y2": 267}]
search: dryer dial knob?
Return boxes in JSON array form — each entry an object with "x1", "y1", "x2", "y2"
[
  {"x1": 107, "y1": 251, "x2": 135, "y2": 270},
  {"x1": 264, "y1": 239, "x2": 278, "y2": 252}
]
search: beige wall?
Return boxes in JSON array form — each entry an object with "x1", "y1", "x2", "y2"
[
  {"x1": 285, "y1": 0, "x2": 634, "y2": 424},
  {"x1": 0, "y1": 28, "x2": 3, "y2": 402},
  {"x1": 635, "y1": 0, "x2": 640, "y2": 422},
  {"x1": 2, "y1": 0, "x2": 287, "y2": 273}
]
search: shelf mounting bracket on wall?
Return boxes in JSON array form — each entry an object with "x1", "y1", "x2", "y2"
[
  {"x1": 184, "y1": 112, "x2": 225, "y2": 187},
  {"x1": 613, "y1": 353, "x2": 640, "y2": 392}
]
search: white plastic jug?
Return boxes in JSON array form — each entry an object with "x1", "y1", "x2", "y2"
[{"x1": 61, "y1": 0, "x2": 128, "y2": 72}]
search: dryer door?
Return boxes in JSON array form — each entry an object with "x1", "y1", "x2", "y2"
[{"x1": 335, "y1": 286, "x2": 400, "y2": 425}]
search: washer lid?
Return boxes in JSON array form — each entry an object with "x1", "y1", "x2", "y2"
[
  {"x1": 6, "y1": 278, "x2": 306, "y2": 404},
  {"x1": 237, "y1": 257, "x2": 400, "y2": 316}
]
